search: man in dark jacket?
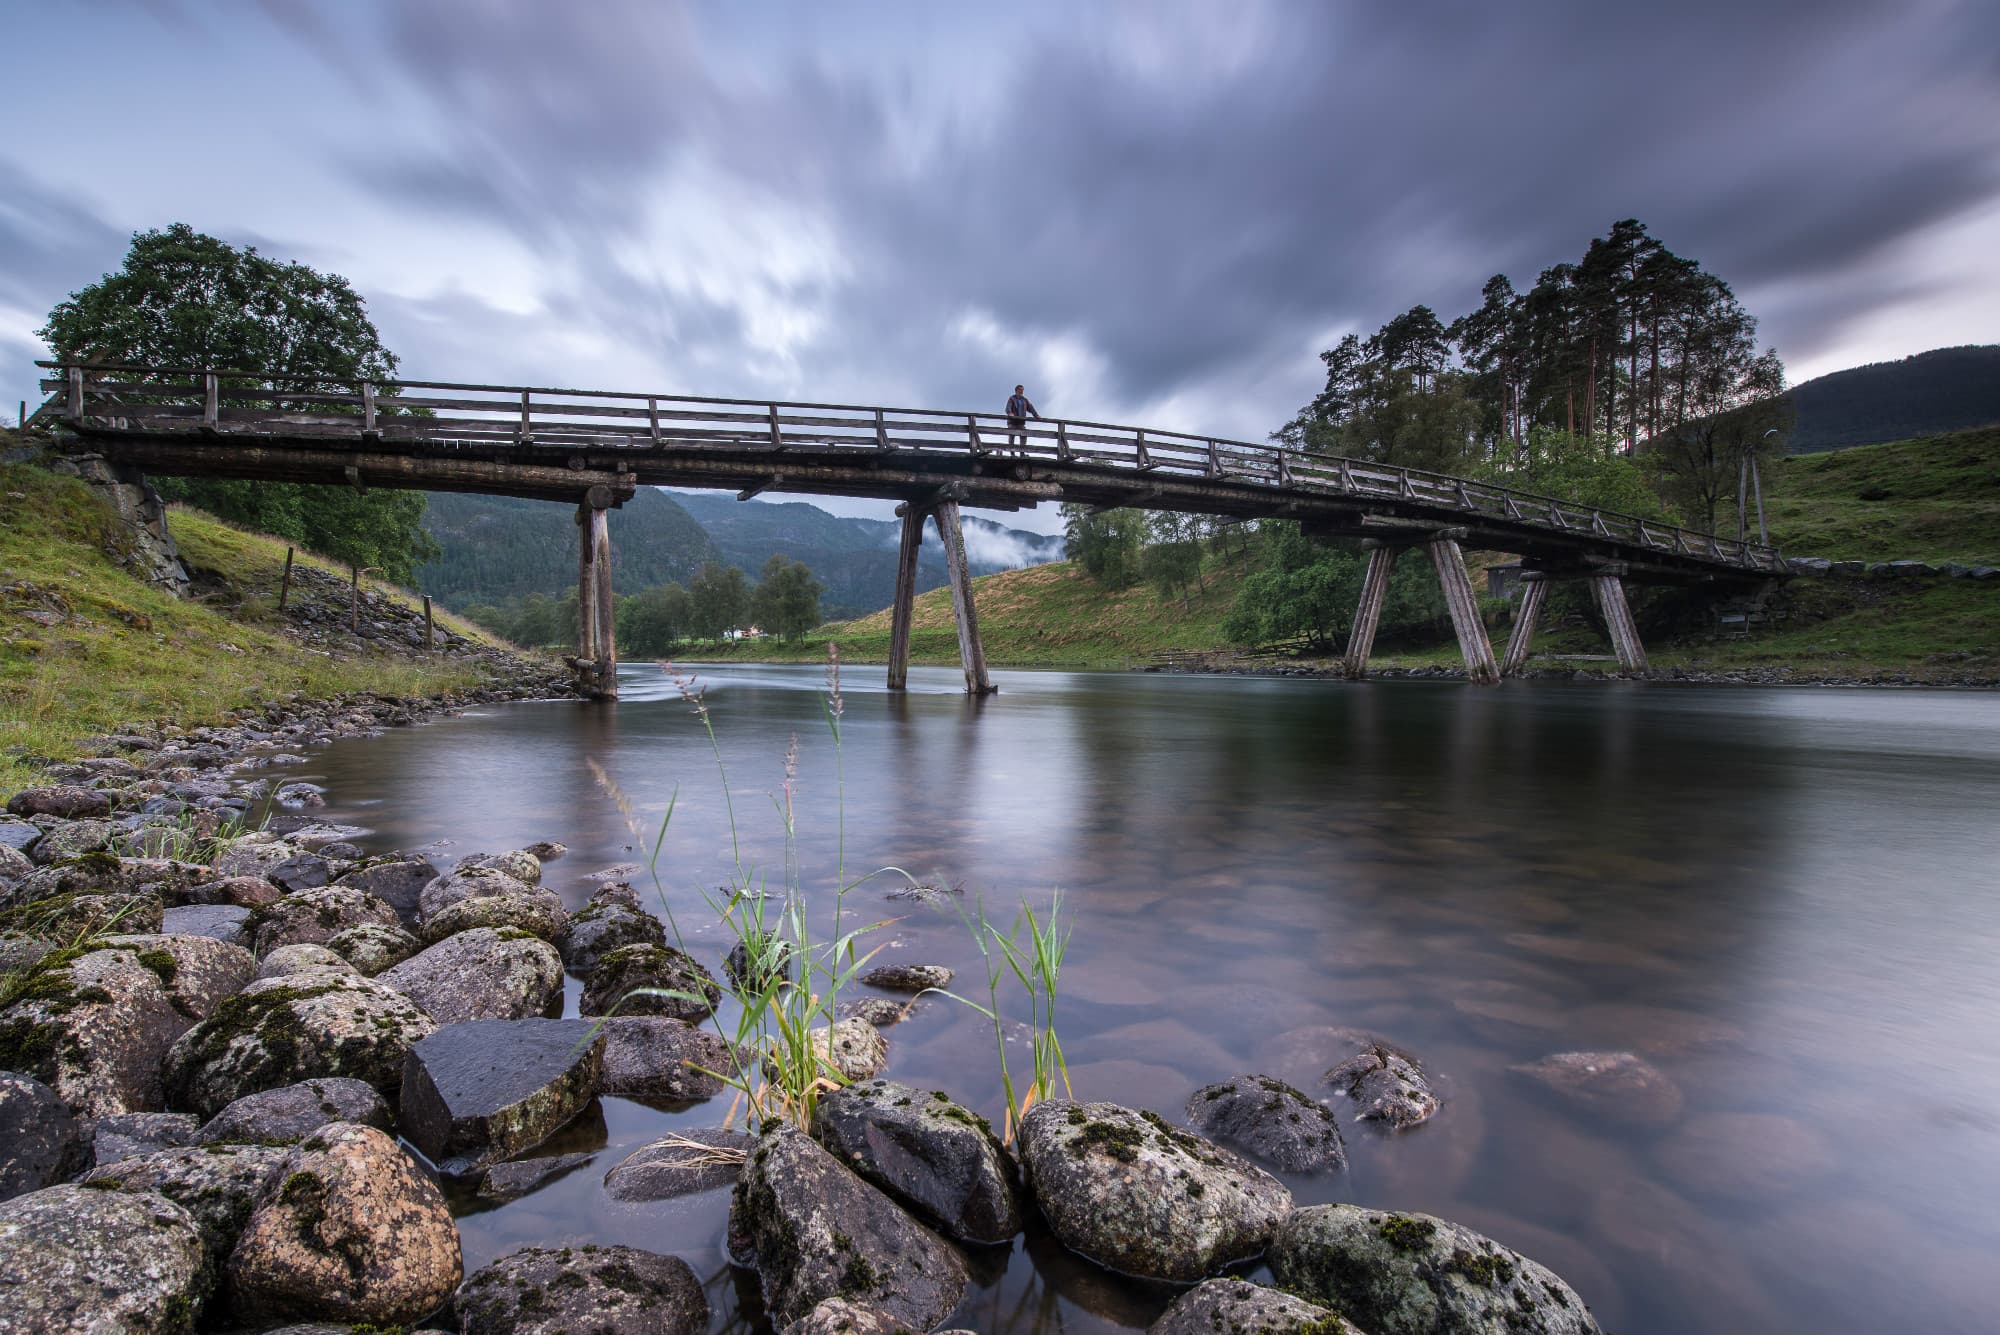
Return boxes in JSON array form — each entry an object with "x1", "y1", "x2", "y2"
[{"x1": 1005, "y1": 384, "x2": 1041, "y2": 452}]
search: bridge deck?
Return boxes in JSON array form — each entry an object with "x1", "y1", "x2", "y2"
[{"x1": 37, "y1": 362, "x2": 1785, "y2": 582}]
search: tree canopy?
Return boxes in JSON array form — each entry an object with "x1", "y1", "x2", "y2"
[
  {"x1": 749, "y1": 555, "x2": 825, "y2": 641},
  {"x1": 40, "y1": 223, "x2": 438, "y2": 581}
]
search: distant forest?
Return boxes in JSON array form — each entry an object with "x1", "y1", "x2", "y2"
[{"x1": 1784, "y1": 346, "x2": 2000, "y2": 453}]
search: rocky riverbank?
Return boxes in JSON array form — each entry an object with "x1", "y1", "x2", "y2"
[{"x1": 1, "y1": 719, "x2": 1620, "y2": 1334}]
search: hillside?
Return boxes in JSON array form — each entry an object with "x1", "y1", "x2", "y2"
[
  {"x1": 1785, "y1": 345, "x2": 2000, "y2": 453},
  {"x1": 1, "y1": 442, "x2": 553, "y2": 792},
  {"x1": 1763, "y1": 426, "x2": 2000, "y2": 564},
  {"x1": 417, "y1": 487, "x2": 720, "y2": 607},
  {"x1": 669, "y1": 490, "x2": 1064, "y2": 618},
  {"x1": 703, "y1": 427, "x2": 2000, "y2": 682}
]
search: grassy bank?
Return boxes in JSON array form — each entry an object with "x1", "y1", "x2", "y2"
[
  {"x1": 704, "y1": 427, "x2": 2000, "y2": 682},
  {"x1": 0, "y1": 446, "x2": 538, "y2": 791}
]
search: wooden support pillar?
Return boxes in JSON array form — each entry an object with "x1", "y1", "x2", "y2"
[
  {"x1": 1500, "y1": 576, "x2": 1548, "y2": 677},
  {"x1": 1427, "y1": 536, "x2": 1500, "y2": 686},
  {"x1": 1343, "y1": 545, "x2": 1398, "y2": 680},
  {"x1": 886, "y1": 506, "x2": 925, "y2": 691},
  {"x1": 576, "y1": 491, "x2": 618, "y2": 699},
  {"x1": 1591, "y1": 574, "x2": 1648, "y2": 675},
  {"x1": 933, "y1": 500, "x2": 996, "y2": 695}
]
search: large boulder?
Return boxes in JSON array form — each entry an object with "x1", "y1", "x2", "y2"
[
  {"x1": 455, "y1": 1244, "x2": 707, "y2": 1335},
  {"x1": 0, "y1": 1184, "x2": 207, "y2": 1333},
  {"x1": 1016, "y1": 1100, "x2": 1292, "y2": 1282},
  {"x1": 27, "y1": 819, "x2": 115, "y2": 865},
  {"x1": 83, "y1": 1141, "x2": 290, "y2": 1258},
  {"x1": 604, "y1": 1128, "x2": 752, "y2": 1202},
  {"x1": 83, "y1": 1111, "x2": 201, "y2": 1165},
  {"x1": 0, "y1": 939, "x2": 226, "y2": 1115},
  {"x1": 0, "y1": 1070, "x2": 86, "y2": 1200},
  {"x1": 812, "y1": 1079, "x2": 1021, "y2": 1244},
  {"x1": 246, "y1": 884, "x2": 400, "y2": 956},
  {"x1": 99, "y1": 932, "x2": 257, "y2": 1016},
  {"x1": 378, "y1": 928, "x2": 563, "y2": 1025},
  {"x1": 399, "y1": 1019, "x2": 605, "y2": 1175},
  {"x1": 729, "y1": 1123, "x2": 968, "y2": 1331},
  {"x1": 1149, "y1": 1277, "x2": 1361, "y2": 1334},
  {"x1": 324, "y1": 921, "x2": 420, "y2": 975},
  {"x1": 561, "y1": 889, "x2": 666, "y2": 974},
  {"x1": 331, "y1": 857, "x2": 437, "y2": 926},
  {"x1": 1269, "y1": 1205, "x2": 1602, "y2": 1335},
  {"x1": 416, "y1": 862, "x2": 535, "y2": 924},
  {"x1": 197, "y1": 1077, "x2": 391, "y2": 1145},
  {"x1": 163, "y1": 972, "x2": 436, "y2": 1117},
  {"x1": 580, "y1": 943, "x2": 721, "y2": 1021},
  {"x1": 419, "y1": 889, "x2": 569, "y2": 946},
  {"x1": 227, "y1": 1122, "x2": 462, "y2": 1324},
  {"x1": 1185, "y1": 1074, "x2": 1348, "y2": 1172},
  {"x1": 6, "y1": 786, "x2": 112, "y2": 819},
  {"x1": 597, "y1": 1016, "x2": 735, "y2": 1101}
]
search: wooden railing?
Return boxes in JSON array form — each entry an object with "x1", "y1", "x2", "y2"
[{"x1": 36, "y1": 360, "x2": 1788, "y2": 573}]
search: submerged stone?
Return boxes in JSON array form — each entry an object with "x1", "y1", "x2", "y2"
[
  {"x1": 399, "y1": 1018, "x2": 605, "y2": 1175},
  {"x1": 1510, "y1": 1051, "x2": 1684, "y2": 1128},
  {"x1": 1327, "y1": 1044, "x2": 1440, "y2": 1129},
  {"x1": 476, "y1": 1150, "x2": 598, "y2": 1202},
  {"x1": 604, "y1": 1127, "x2": 752, "y2": 1202}
]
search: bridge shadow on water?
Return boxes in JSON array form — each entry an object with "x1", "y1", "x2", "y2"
[{"x1": 272, "y1": 665, "x2": 2000, "y2": 1334}]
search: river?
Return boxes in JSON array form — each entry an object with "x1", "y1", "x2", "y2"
[{"x1": 270, "y1": 662, "x2": 2000, "y2": 1333}]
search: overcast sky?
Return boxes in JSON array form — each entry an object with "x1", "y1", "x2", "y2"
[{"x1": 3, "y1": 1, "x2": 1994, "y2": 531}]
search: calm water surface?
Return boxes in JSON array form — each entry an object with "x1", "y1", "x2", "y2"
[{"x1": 271, "y1": 665, "x2": 2000, "y2": 1334}]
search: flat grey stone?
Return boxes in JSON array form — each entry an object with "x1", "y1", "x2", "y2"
[
  {"x1": 161, "y1": 902, "x2": 252, "y2": 947},
  {"x1": 604, "y1": 1127, "x2": 751, "y2": 1202}
]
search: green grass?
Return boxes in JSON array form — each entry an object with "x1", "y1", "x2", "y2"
[
  {"x1": 1762, "y1": 426, "x2": 2000, "y2": 565},
  {"x1": 0, "y1": 443, "x2": 539, "y2": 792}
]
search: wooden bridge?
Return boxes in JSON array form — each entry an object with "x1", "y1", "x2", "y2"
[{"x1": 35, "y1": 360, "x2": 1787, "y2": 694}]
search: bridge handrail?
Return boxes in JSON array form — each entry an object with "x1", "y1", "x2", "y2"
[{"x1": 34, "y1": 358, "x2": 1786, "y2": 573}]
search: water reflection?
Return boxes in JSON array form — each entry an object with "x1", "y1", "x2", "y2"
[{"x1": 274, "y1": 666, "x2": 2000, "y2": 1334}]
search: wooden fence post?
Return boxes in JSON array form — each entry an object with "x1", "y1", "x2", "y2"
[
  {"x1": 278, "y1": 547, "x2": 295, "y2": 611},
  {"x1": 423, "y1": 595, "x2": 434, "y2": 650}
]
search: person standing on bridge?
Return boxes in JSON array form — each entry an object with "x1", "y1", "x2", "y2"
[{"x1": 1006, "y1": 384, "x2": 1041, "y2": 452}]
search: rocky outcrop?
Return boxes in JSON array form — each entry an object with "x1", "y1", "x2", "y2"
[
  {"x1": 456, "y1": 1244, "x2": 708, "y2": 1335},
  {"x1": 377, "y1": 927, "x2": 563, "y2": 1025},
  {"x1": 1149, "y1": 1277, "x2": 1361, "y2": 1334},
  {"x1": 196, "y1": 1077, "x2": 391, "y2": 1145},
  {"x1": 1185, "y1": 1074, "x2": 1347, "y2": 1173},
  {"x1": 163, "y1": 972, "x2": 436, "y2": 1117},
  {"x1": 0, "y1": 1070, "x2": 86, "y2": 1200},
  {"x1": 46, "y1": 453, "x2": 189, "y2": 591},
  {"x1": 83, "y1": 1141, "x2": 290, "y2": 1258},
  {"x1": 812, "y1": 1079, "x2": 1022, "y2": 1244},
  {"x1": 246, "y1": 883, "x2": 401, "y2": 955},
  {"x1": 1269, "y1": 1205, "x2": 1602, "y2": 1335},
  {"x1": 1509, "y1": 1051, "x2": 1684, "y2": 1128},
  {"x1": 579, "y1": 943, "x2": 721, "y2": 1021},
  {"x1": 604, "y1": 1128, "x2": 752, "y2": 1202},
  {"x1": 730, "y1": 1123, "x2": 968, "y2": 1331},
  {"x1": 1017, "y1": 1100, "x2": 1291, "y2": 1282},
  {"x1": 597, "y1": 1016, "x2": 735, "y2": 1101},
  {"x1": 227, "y1": 1122, "x2": 462, "y2": 1324},
  {"x1": 0, "y1": 1183, "x2": 207, "y2": 1332},
  {"x1": 399, "y1": 1018, "x2": 604, "y2": 1175}
]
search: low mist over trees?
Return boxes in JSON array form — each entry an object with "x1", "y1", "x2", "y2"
[{"x1": 40, "y1": 224, "x2": 438, "y2": 582}]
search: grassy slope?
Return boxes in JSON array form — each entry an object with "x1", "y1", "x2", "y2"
[
  {"x1": 705, "y1": 428, "x2": 2000, "y2": 680},
  {"x1": 0, "y1": 446, "x2": 529, "y2": 791}
]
